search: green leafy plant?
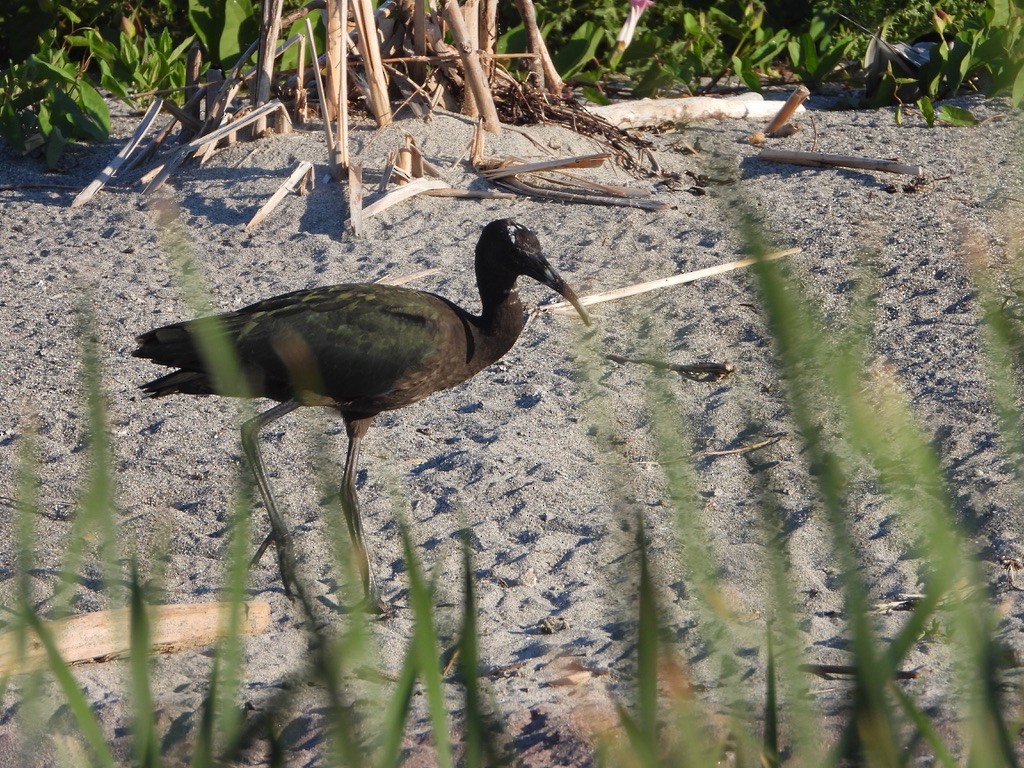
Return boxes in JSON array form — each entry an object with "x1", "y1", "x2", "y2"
[
  {"x1": 0, "y1": 33, "x2": 109, "y2": 168},
  {"x1": 187, "y1": 0, "x2": 259, "y2": 68},
  {"x1": 65, "y1": 25, "x2": 195, "y2": 106},
  {"x1": 784, "y1": 16, "x2": 856, "y2": 87}
]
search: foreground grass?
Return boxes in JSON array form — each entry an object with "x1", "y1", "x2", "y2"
[{"x1": 2, "y1": 216, "x2": 1022, "y2": 766}]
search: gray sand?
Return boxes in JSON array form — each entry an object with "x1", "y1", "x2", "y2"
[{"x1": 1, "y1": 94, "x2": 1022, "y2": 764}]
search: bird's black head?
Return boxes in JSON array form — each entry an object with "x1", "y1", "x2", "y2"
[{"x1": 476, "y1": 219, "x2": 590, "y2": 324}]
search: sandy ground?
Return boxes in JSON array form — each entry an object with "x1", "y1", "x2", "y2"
[{"x1": 0, "y1": 92, "x2": 1022, "y2": 764}]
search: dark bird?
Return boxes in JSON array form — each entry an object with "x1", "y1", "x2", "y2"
[{"x1": 134, "y1": 219, "x2": 590, "y2": 610}]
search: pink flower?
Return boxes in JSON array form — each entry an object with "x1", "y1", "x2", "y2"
[{"x1": 615, "y1": 0, "x2": 654, "y2": 51}]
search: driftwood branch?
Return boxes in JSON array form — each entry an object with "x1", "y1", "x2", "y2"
[
  {"x1": 0, "y1": 602, "x2": 271, "y2": 674},
  {"x1": 588, "y1": 93, "x2": 805, "y2": 130}
]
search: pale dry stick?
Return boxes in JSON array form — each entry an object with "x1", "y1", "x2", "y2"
[
  {"x1": 513, "y1": 0, "x2": 563, "y2": 94},
  {"x1": 294, "y1": 34, "x2": 307, "y2": 124},
  {"x1": 423, "y1": 188, "x2": 517, "y2": 200},
  {"x1": 493, "y1": 174, "x2": 667, "y2": 210},
  {"x1": 246, "y1": 161, "x2": 315, "y2": 229},
  {"x1": 72, "y1": 98, "x2": 164, "y2": 208},
  {"x1": 160, "y1": 100, "x2": 205, "y2": 132},
  {"x1": 347, "y1": 163, "x2": 364, "y2": 235},
  {"x1": 142, "y1": 101, "x2": 290, "y2": 193},
  {"x1": 460, "y1": 0, "x2": 481, "y2": 117},
  {"x1": 0, "y1": 602, "x2": 271, "y2": 674},
  {"x1": 337, "y1": 0, "x2": 350, "y2": 169},
  {"x1": 305, "y1": 17, "x2": 336, "y2": 152},
  {"x1": 544, "y1": 248, "x2": 802, "y2": 314},
  {"x1": 360, "y1": 176, "x2": 450, "y2": 218},
  {"x1": 476, "y1": 153, "x2": 611, "y2": 179},
  {"x1": 764, "y1": 85, "x2": 810, "y2": 135},
  {"x1": 254, "y1": 0, "x2": 285, "y2": 136},
  {"x1": 352, "y1": 0, "x2": 393, "y2": 126},
  {"x1": 441, "y1": 0, "x2": 501, "y2": 133},
  {"x1": 381, "y1": 51, "x2": 538, "y2": 64},
  {"x1": 801, "y1": 663, "x2": 919, "y2": 681},
  {"x1": 694, "y1": 434, "x2": 786, "y2": 458},
  {"x1": 758, "y1": 148, "x2": 924, "y2": 176}
]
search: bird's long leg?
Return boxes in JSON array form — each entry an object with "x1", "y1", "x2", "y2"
[
  {"x1": 341, "y1": 416, "x2": 386, "y2": 612},
  {"x1": 241, "y1": 400, "x2": 301, "y2": 596}
]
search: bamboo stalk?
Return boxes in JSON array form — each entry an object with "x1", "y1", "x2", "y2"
[
  {"x1": 441, "y1": 0, "x2": 500, "y2": 133},
  {"x1": 412, "y1": 0, "x2": 427, "y2": 84},
  {"x1": 337, "y1": 0, "x2": 350, "y2": 170},
  {"x1": 360, "y1": 176, "x2": 450, "y2": 217},
  {"x1": 347, "y1": 163, "x2": 364, "y2": 235},
  {"x1": 758, "y1": 148, "x2": 924, "y2": 176},
  {"x1": 476, "y1": 153, "x2": 610, "y2": 179},
  {"x1": 543, "y1": 248, "x2": 802, "y2": 314}
]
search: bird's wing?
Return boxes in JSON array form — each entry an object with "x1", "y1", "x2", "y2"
[{"x1": 229, "y1": 284, "x2": 454, "y2": 404}]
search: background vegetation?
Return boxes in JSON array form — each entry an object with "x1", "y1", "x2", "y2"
[{"x1": 1, "y1": 0, "x2": 1022, "y2": 166}]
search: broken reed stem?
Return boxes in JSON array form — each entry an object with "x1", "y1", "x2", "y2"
[
  {"x1": 254, "y1": 0, "x2": 285, "y2": 136},
  {"x1": 758, "y1": 148, "x2": 924, "y2": 176},
  {"x1": 352, "y1": 0, "x2": 393, "y2": 126},
  {"x1": 765, "y1": 85, "x2": 810, "y2": 134},
  {"x1": 513, "y1": 0, "x2": 563, "y2": 94},
  {"x1": 543, "y1": 248, "x2": 802, "y2": 314},
  {"x1": 441, "y1": 0, "x2": 501, "y2": 133},
  {"x1": 305, "y1": 17, "x2": 336, "y2": 151},
  {"x1": 72, "y1": 98, "x2": 164, "y2": 208},
  {"x1": 325, "y1": 0, "x2": 345, "y2": 123}
]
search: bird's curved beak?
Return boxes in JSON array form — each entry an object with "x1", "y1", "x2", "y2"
[{"x1": 542, "y1": 265, "x2": 592, "y2": 326}]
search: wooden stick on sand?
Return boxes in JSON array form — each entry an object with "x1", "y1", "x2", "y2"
[
  {"x1": 0, "y1": 602, "x2": 271, "y2": 674},
  {"x1": 759, "y1": 148, "x2": 924, "y2": 176},
  {"x1": 542, "y1": 248, "x2": 801, "y2": 314}
]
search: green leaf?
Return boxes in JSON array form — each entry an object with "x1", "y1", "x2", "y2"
[
  {"x1": 936, "y1": 104, "x2": 978, "y2": 125},
  {"x1": 917, "y1": 96, "x2": 935, "y2": 126},
  {"x1": 1012, "y1": 63, "x2": 1024, "y2": 108}
]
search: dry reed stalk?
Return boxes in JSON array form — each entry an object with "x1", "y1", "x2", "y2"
[
  {"x1": 441, "y1": 0, "x2": 500, "y2": 133},
  {"x1": 360, "y1": 176, "x2": 450, "y2": 218},
  {"x1": 325, "y1": 0, "x2": 345, "y2": 122},
  {"x1": 352, "y1": 0, "x2": 393, "y2": 125},
  {"x1": 0, "y1": 602, "x2": 271, "y2": 673},
  {"x1": 412, "y1": 0, "x2": 427, "y2": 83},
  {"x1": 305, "y1": 17, "x2": 336, "y2": 153},
  {"x1": 480, "y1": 0, "x2": 498, "y2": 79},
  {"x1": 72, "y1": 98, "x2": 164, "y2": 208},
  {"x1": 337, "y1": 0, "x2": 351, "y2": 170},
  {"x1": 246, "y1": 161, "x2": 315, "y2": 229},
  {"x1": 295, "y1": 34, "x2": 307, "y2": 124},
  {"x1": 513, "y1": 0, "x2": 563, "y2": 94},
  {"x1": 476, "y1": 153, "x2": 610, "y2": 179},
  {"x1": 543, "y1": 248, "x2": 802, "y2": 314},
  {"x1": 758, "y1": 148, "x2": 924, "y2": 176},
  {"x1": 460, "y1": 0, "x2": 481, "y2": 117},
  {"x1": 765, "y1": 85, "x2": 810, "y2": 135},
  {"x1": 254, "y1": 0, "x2": 285, "y2": 136}
]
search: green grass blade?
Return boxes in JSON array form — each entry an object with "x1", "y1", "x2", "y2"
[
  {"x1": 128, "y1": 563, "x2": 160, "y2": 768},
  {"x1": 22, "y1": 607, "x2": 117, "y2": 768},
  {"x1": 458, "y1": 532, "x2": 484, "y2": 768},
  {"x1": 635, "y1": 518, "x2": 659, "y2": 751},
  {"x1": 399, "y1": 520, "x2": 452, "y2": 768},
  {"x1": 890, "y1": 684, "x2": 957, "y2": 768},
  {"x1": 763, "y1": 628, "x2": 778, "y2": 767}
]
